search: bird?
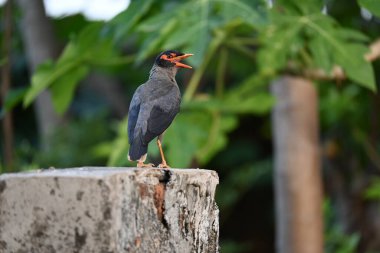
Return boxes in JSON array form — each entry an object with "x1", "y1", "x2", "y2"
[{"x1": 127, "y1": 50, "x2": 193, "y2": 168}]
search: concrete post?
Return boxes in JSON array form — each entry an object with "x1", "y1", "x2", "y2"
[{"x1": 0, "y1": 167, "x2": 219, "y2": 253}]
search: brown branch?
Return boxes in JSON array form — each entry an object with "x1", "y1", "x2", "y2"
[
  {"x1": 365, "y1": 38, "x2": 380, "y2": 62},
  {"x1": 303, "y1": 65, "x2": 346, "y2": 81}
]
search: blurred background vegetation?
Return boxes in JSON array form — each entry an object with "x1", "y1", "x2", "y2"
[{"x1": 1, "y1": 0, "x2": 380, "y2": 252}]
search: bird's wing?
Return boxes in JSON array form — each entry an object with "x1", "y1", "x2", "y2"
[
  {"x1": 127, "y1": 93, "x2": 141, "y2": 144},
  {"x1": 142, "y1": 105, "x2": 179, "y2": 144}
]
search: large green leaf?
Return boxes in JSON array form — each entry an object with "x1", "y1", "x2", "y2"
[
  {"x1": 109, "y1": 0, "x2": 155, "y2": 41},
  {"x1": 305, "y1": 14, "x2": 376, "y2": 90},
  {"x1": 3, "y1": 88, "x2": 28, "y2": 112},
  {"x1": 258, "y1": 7, "x2": 376, "y2": 91},
  {"x1": 216, "y1": 0, "x2": 267, "y2": 27},
  {"x1": 23, "y1": 60, "x2": 80, "y2": 107},
  {"x1": 23, "y1": 23, "x2": 127, "y2": 112},
  {"x1": 50, "y1": 65, "x2": 89, "y2": 114},
  {"x1": 258, "y1": 15, "x2": 303, "y2": 73},
  {"x1": 309, "y1": 36, "x2": 333, "y2": 73},
  {"x1": 107, "y1": 117, "x2": 130, "y2": 167},
  {"x1": 162, "y1": 22, "x2": 206, "y2": 51},
  {"x1": 134, "y1": 0, "x2": 266, "y2": 66},
  {"x1": 359, "y1": 0, "x2": 380, "y2": 18},
  {"x1": 276, "y1": 0, "x2": 323, "y2": 15},
  {"x1": 335, "y1": 28, "x2": 369, "y2": 42},
  {"x1": 165, "y1": 112, "x2": 209, "y2": 167},
  {"x1": 364, "y1": 177, "x2": 380, "y2": 200},
  {"x1": 195, "y1": 113, "x2": 238, "y2": 164},
  {"x1": 164, "y1": 110, "x2": 239, "y2": 168},
  {"x1": 136, "y1": 18, "x2": 178, "y2": 63},
  {"x1": 335, "y1": 43, "x2": 376, "y2": 91}
]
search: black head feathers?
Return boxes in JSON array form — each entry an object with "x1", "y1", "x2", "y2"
[{"x1": 155, "y1": 50, "x2": 184, "y2": 68}]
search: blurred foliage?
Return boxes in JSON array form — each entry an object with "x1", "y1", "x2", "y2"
[
  {"x1": 359, "y1": 0, "x2": 380, "y2": 18},
  {"x1": 1, "y1": 0, "x2": 380, "y2": 252},
  {"x1": 217, "y1": 159, "x2": 272, "y2": 218},
  {"x1": 1, "y1": 112, "x2": 112, "y2": 171},
  {"x1": 324, "y1": 199, "x2": 360, "y2": 253},
  {"x1": 259, "y1": 0, "x2": 375, "y2": 91},
  {"x1": 17, "y1": 0, "x2": 378, "y2": 170},
  {"x1": 34, "y1": 113, "x2": 112, "y2": 167},
  {"x1": 19, "y1": 0, "x2": 276, "y2": 169},
  {"x1": 221, "y1": 240, "x2": 252, "y2": 253},
  {"x1": 364, "y1": 177, "x2": 380, "y2": 200}
]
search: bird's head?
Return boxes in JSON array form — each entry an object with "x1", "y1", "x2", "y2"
[{"x1": 155, "y1": 50, "x2": 193, "y2": 69}]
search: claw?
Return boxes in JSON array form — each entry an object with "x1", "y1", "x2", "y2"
[
  {"x1": 158, "y1": 162, "x2": 170, "y2": 169},
  {"x1": 137, "y1": 162, "x2": 155, "y2": 168}
]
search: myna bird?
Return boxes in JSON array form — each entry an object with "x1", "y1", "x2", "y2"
[{"x1": 127, "y1": 50, "x2": 193, "y2": 168}]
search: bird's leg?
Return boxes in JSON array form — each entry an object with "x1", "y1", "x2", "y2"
[
  {"x1": 136, "y1": 154, "x2": 155, "y2": 168},
  {"x1": 157, "y1": 134, "x2": 170, "y2": 169}
]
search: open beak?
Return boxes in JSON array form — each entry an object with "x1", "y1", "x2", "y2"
[{"x1": 170, "y1": 53, "x2": 193, "y2": 69}]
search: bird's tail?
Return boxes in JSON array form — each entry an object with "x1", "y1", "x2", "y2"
[{"x1": 128, "y1": 136, "x2": 148, "y2": 161}]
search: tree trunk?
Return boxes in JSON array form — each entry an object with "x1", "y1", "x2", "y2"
[
  {"x1": 271, "y1": 76, "x2": 323, "y2": 253},
  {"x1": 15, "y1": 0, "x2": 62, "y2": 149},
  {"x1": 0, "y1": 167, "x2": 220, "y2": 253},
  {"x1": 1, "y1": 0, "x2": 14, "y2": 169}
]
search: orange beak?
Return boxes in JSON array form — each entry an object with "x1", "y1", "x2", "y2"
[{"x1": 169, "y1": 53, "x2": 193, "y2": 69}]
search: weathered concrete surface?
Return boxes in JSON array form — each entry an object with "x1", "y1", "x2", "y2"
[{"x1": 0, "y1": 167, "x2": 219, "y2": 253}]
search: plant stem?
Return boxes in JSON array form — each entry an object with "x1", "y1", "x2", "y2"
[
  {"x1": 183, "y1": 32, "x2": 224, "y2": 102},
  {"x1": 216, "y1": 48, "x2": 227, "y2": 98}
]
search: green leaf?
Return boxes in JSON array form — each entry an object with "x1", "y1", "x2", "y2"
[
  {"x1": 304, "y1": 14, "x2": 376, "y2": 90},
  {"x1": 107, "y1": 117, "x2": 130, "y2": 166},
  {"x1": 0, "y1": 57, "x2": 6, "y2": 67},
  {"x1": 23, "y1": 22, "x2": 125, "y2": 111},
  {"x1": 359, "y1": 0, "x2": 380, "y2": 18},
  {"x1": 258, "y1": 15, "x2": 303, "y2": 72},
  {"x1": 164, "y1": 110, "x2": 240, "y2": 167},
  {"x1": 335, "y1": 43, "x2": 376, "y2": 91},
  {"x1": 215, "y1": 0, "x2": 267, "y2": 27},
  {"x1": 275, "y1": 0, "x2": 323, "y2": 15},
  {"x1": 217, "y1": 160, "x2": 271, "y2": 210},
  {"x1": 335, "y1": 28, "x2": 369, "y2": 42},
  {"x1": 136, "y1": 10, "x2": 176, "y2": 33},
  {"x1": 165, "y1": 112, "x2": 209, "y2": 167},
  {"x1": 364, "y1": 177, "x2": 380, "y2": 200},
  {"x1": 23, "y1": 59, "x2": 81, "y2": 108},
  {"x1": 110, "y1": 0, "x2": 155, "y2": 41},
  {"x1": 259, "y1": 10, "x2": 376, "y2": 91},
  {"x1": 162, "y1": 22, "x2": 206, "y2": 50},
  {"x1": 196, "y1": 113, "x2": 238, "y2": 164},
  {"x1": 135, "y1": 18, "x2": 178, "y2": 63},
  {"x1": 304, "y1": 15, "x2": 352, "y2": 62},
  {"x1": 50, "y1": 65, "x2": 89, "y2": 114},
  {"x1": 309, "y1": 36, "x2": 333, "y2": 72},
  {"x1": 134, "y1": 0, "x2": 266, "y2": 67},
  {"x1": 225, "y1": 93, "x2": 275, "y2": 114},
  {"x1": 70, "y1": 23, "x2": 104, "y2": 54},
  {"x1": 3, "y1": 88, "x2": 27, "y2": 112}
]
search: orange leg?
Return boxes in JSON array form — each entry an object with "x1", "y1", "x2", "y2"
[{"x1": 157, "y1": 135, "x2": 170, "y2": 169}]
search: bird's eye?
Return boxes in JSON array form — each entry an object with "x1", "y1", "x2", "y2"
[{"x1": 167, "y1": 55, "x2": 172, "y2": 59}]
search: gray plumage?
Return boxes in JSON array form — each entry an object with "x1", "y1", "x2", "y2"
[{"x1": 127, "y1": 64, "x2": 181, "y2": 161}]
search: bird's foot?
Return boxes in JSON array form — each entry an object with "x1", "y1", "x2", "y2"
[
  {"x1": 158, "y1": 162, "x2": 171, "y2": 169},
  {"x1": 137, "y1": 162, "x2": 155, "y2": 168}
]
